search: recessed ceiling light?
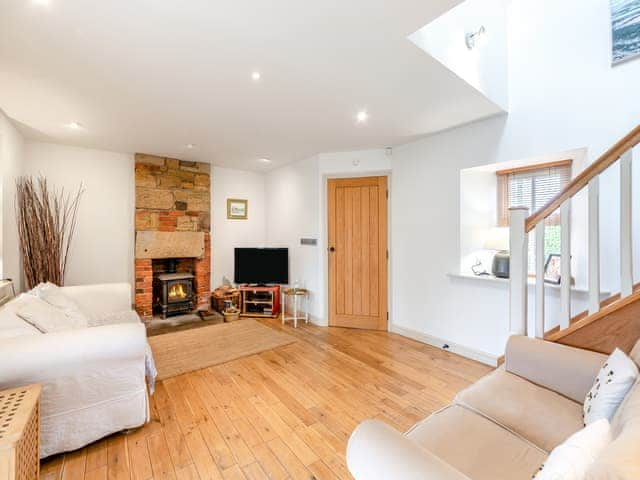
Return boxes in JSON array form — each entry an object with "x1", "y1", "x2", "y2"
[
  {"x1": 32, "y1": 0, "x2": 51, "y2": 5},
  {"x1": 65, "y1": 121, "x2": 83, "y2": 130},
  {"x1": 356, "y1": 111, "x2": 368, "y2": 123},
  {"x1": 251, "y1": 71, "x2": 261, "y2": 81},
  {"x1": 185, "y1": 143, "x2": 197, "y2": 149},
  {"x1": 258, "y1": 158, "x2": 271, "y2": 163}
]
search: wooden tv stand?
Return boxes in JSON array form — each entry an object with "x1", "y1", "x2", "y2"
[{"x1": 238, "y1": 285, "x2": 281, "y2": 318}]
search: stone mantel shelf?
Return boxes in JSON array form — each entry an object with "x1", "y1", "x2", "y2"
[{"x1": 135, "y1": 231, "x2": 205, "y2": 259}]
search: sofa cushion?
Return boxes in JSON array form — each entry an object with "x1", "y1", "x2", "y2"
[
  {"x1": 16, "y1": 295, "x2": 88, "y2": 333},
  {"x1": 535, "y1": 419, "x2": 612, "y2": 480},
  {"x1": 612, "y1": 378, "x2": 640, "y2": 435},
  {"x1": 30, "y1": 282, "x2": 89, "y2": 325},
  {"x1": 584, "y1": 349, "x2": 638, "y2": 425},
  {"x1": 455, "y1": 369, "x2": 584, "y2": 452},
  {"x1": 0, "y1": 296, "x2": 42, "y2": 340},
  {"x1": 585, "y1": 379, "x2": 640, "y2": 479},
  {"x1": 407, "y1": 405, "x2": 546, "y2": 480},
  {"x1": 90, "y1": 310, "x2": 141, "y2": 327},
  {"x1": 630, "y1": 339, "x2": 640, "y2": 367},
  {"x1": 505, "y1": 335, "x2": 607, "y2": 403}
]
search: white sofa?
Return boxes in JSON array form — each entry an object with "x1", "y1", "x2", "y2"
[{"x1": 0, "y1": 283, "x2": 149, "y2": 458}]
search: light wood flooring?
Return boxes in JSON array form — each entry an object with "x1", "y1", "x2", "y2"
[{"x1": 41, "y1": 318, "x2": 493, "y2": 480}]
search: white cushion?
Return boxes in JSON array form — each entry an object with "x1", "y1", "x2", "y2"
[
  {"x1": 0, "y1": 295, "x2": 42, "y2": 339},
  {"x1": 29, "y1": 282, "x2": 89, "y2": 325},
  {"x1": 534, "y1": 419, "x2": 612, "y2": 480},
  {"x1": 584, "y1": 349, "x2": 639, "y2": 425},
  {"x1": 16, "y1": 295, "x2": 87, "y2": 333}
]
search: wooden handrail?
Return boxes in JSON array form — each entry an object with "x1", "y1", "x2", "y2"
[{"x1": 525, "y1": 125, "x2": 640, "y2": 232}]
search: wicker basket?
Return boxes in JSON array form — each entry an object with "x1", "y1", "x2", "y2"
[
  {"x1": 212, "y1": 290, "x2": 240, "y2": 313},
  {"x1": 223, "y1": 310, "x2": 240, "y2": 322}
]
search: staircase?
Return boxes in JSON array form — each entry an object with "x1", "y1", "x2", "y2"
[{"x1": 509, "y1": 125, "x2": 640, "y2": 355}]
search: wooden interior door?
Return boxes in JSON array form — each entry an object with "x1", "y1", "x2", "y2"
[{"x1": 328, "y1": 176, "x2": 388, "y2": 330}]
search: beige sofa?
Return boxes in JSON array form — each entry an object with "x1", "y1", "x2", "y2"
[{"x1": 347, "y1": 335, "x2": 640, "y2": 480}]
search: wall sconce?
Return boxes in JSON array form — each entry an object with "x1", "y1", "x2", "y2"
[{"x1": 465, "y1": 25, "x2": 486, "y2": 50}]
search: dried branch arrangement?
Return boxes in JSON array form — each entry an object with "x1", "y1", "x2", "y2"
[{"x1": 15, "y1": 176, "x2": 84, "y2": 289}]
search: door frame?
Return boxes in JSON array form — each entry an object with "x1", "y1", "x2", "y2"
[{"x1": 320, "y1": 171, "x2": 392, "y2": 331}]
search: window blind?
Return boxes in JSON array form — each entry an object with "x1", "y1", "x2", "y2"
[{"x1": 497, "y1": 161, "x2": 572, "y2": 226}]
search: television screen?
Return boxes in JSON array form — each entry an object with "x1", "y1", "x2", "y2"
[{"x1": 234, "y1": 248, "x2": 289, "y2": 285}]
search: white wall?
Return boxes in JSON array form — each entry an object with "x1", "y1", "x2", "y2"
[
  {"x1": 0, "y1": 109, "x2": 24, "y2": 291},
  {"x1": 409, "y1": 0, "x2": 509, "y2": 110},
  {"x1": 211, "y1": 166, "x2": 267, "y2": 287},
  {"x1": 266, "y1": 155, "x2": 321, "y2": 317},
  {"x1": 22, "y1": 142, "x2": 135, "y2": 288},
  {"x1": 13, "y1": 141, "x2": 268, "y2": 294},
  {"x1": 390, "y1": 0, "x2": 640, "y2": 359}
]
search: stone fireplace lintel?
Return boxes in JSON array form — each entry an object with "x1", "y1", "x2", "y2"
[{"x1": 135, "y1": 231, "x2": 205, "y2": 259}]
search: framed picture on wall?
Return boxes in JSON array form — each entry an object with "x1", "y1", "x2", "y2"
[
  {"x1": 611, "y1": 0, "x2": 640, "y2": 65},
  {"x1": 227, "y1": 198, "x2": 248, "y2": 219},
  {"x1": 544, "y1": 254, "x2": 562, "y2": 284}
]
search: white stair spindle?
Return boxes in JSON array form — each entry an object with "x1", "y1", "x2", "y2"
[
  {"x1": 509, "y1": 207, "x2": 529, "y2": 336},
  {"x1": 560, "y1": 201, "x2": 571, "y2": 329},
  {"x1": 588, "y1": 177, "x2": 600, "y2": 314},
  {"x1": 620, "y1": 150, "x2": 633, "y2": 298},
  {"x1": 534, "y1": 222, "x2": 545, "y2": 338}
]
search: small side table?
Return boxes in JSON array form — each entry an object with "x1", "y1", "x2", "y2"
[
  {"x1": 281, "y1": 288, "x2": 309, "y2": 328},
  {"x1": 0, "y1": 384, "x2": 41, "y2": 480}
]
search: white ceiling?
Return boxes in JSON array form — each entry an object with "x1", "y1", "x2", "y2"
[{"x1": 0, "y1": 0, "x2": 502, "y2": 170}]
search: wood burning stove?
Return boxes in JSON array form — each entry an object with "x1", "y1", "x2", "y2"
[{"x1": 154, "y1": 272, "x2": 194, "y2": 318}]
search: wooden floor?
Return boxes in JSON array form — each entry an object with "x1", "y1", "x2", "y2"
[{"x1": 41, "y1": 319, "x2": 492, "y2": 480}]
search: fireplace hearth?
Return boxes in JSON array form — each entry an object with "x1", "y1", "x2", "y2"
[{"x1": 154, "y1": 272, "x2": 195, "y2": 319}]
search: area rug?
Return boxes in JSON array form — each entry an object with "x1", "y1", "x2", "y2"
[{"x1": 148, "y1": 319, "x2": 296, "y2": 380}]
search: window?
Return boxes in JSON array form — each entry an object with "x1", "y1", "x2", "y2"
[{"x1": 496, "y1": 160, "x2": 572, "y2": 273}]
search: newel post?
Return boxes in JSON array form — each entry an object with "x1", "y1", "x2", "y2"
[{"x1": 509, "y1": 207, "x2": 529, "y2": 336}]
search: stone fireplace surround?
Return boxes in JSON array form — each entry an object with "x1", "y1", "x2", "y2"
[{"x1": 134, "y1": 154, "x2": 211, "y2": 320}]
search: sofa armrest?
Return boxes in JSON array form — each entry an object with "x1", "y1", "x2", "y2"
[
  {"x1": 61, "y1": 283, "x2": 132, "y2": 317},
  {"x1": 0, "y1": 323, "x2": 146, "y2": 386},
  {"x1": 347, "y1": 420, "x2": 470, "y2": 480},
  {"x1": 505, "y1": 335, "x2": 607, "y2": 403},
  {"x1": 0, "y1": 323, "x2": 148, "y2": 457}
]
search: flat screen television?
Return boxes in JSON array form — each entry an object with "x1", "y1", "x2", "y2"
[{"x1": 234, "y1": 248, "x2": 289, "y2": 285}]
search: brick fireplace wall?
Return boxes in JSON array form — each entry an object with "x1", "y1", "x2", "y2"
[{"x1": 134, "y1": 153, "x2": 211, "y2": 319}]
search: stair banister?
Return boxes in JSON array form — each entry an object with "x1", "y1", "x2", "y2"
[
  {"x1": 588, "y1": 177, "x2": 600, "y2": 315},
  {"x1": 509, "y1": 207, "x2": 529, "y2": 336},
  {"x1": 620, "y1": 150, "x2": 633, "y2": 298},
  {"x1": 534, "y1": 222, "x2": 545, "y2": 338},
  {"x1": 525, "y1": 125, "x2": 640, "y2": 233},
  {"x1": 509, "y1": 124, "x2": 639, "y2": 340}
]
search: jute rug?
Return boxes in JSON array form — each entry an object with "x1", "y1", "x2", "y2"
[{"x1": 148, "y1": 319, "x2": 296, "y2": 380}]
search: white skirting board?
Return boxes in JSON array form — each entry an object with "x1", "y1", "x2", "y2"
[{"x1": 389, "y1": 324, "x2": 499, "y2": 367}]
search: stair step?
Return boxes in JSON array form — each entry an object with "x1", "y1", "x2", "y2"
[{"x1": 545, "y1": 284, "x2": 640, "y2": 342}]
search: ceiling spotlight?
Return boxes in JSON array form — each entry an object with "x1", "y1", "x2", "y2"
[
  {"x1": 185, "y1": 143, "x2": 196, "y2": 149},
  {"x1": 251, "y1": 71, "x2": 261, "y2": 81},
  {"x1": 465, "y1": 25, "x2": 486, "y2": 50},
  {"x1": 258, "y1": 158, "x2": 271, "y2": 163},
  {"x1": 65, "y1": 121, "x2": 83, "y2": 130},
  {"x1": 32, "y1": 0, "x2": 51, "y2": 5},
  {"x1": 356, "y1": 111, "x2": 368, "y2": 123}
]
